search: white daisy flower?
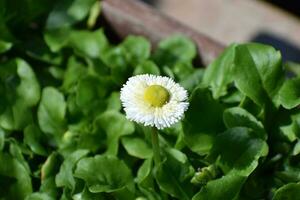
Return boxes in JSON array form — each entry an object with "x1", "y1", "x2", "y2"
[{"x1": 120, "y1": 74, "x2": 189, "y2": 129}]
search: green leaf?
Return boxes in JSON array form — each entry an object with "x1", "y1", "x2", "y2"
[
  {"x1": 59, "y1": 119, "x2": 106, "y2": 155},
  {"x1": 192, "y1": 171, "x2": 245, "y2": 200},
  {"x1": 41, "y1": 152, "x2": 61, "y2": 181},
  {"x1": 233, "y1": 43, "x2": 283, "y2": 106},
  {"x1": 172, "y1": 62, "x2": 194, "y2": 81},
  {"x1": 243, "y1": 43, "x2": 284, "y2": 99},
  {"x1": 278, "y1": 77, "x2": 300, "y2": 109},
  {"x1": 39, "y1": 153, "x2": 61, "y2": 198},
  {"x1": 95, "y1": 110, "x2": 134, "y2": 155},
  {"x1": 24, "y1": 124, "x2": 47, "y2": 156},
  {"x1": 69, "y1": 29, "x2": 109, "y2": 58},
  {"x1": 211, "y1": 127, "x2": 268, "y2": 175},
  {"x1": 154, "y1": 35, "x2": 196, "y2": 67},
  {"x1": 180, "y1": 68, "x2": 204, "y2": 92},
  {"x1": 136, "y1": 159, "x2": 162, "y2": 200},
  {"x1": 45, "y1": 29, "x2": 108, "y2": 57},
  {"x1": 0, "y1": 152, "x2": 32, "y2": 199},
  {"x1": 0, "y1": 40, "x2": 12, "y2": 53},
  {"x1": 122, "y1": 137, "x2": 152, "y2": 159},
  {"x1": 74, "y1": 155, "x2": 134, "y2": 193},
  {"x1": 204, "y1": 43, "x2": 284, "y2": 105},
  {"x1": 23, "y1": 37, "x2": 62, "y2": 65},
  {"x1": 233, "y1": 46, "x2": 268, "y2": 106},
  {"x1": 137, "y1": 159, "x2": 153, "y2": 184},
  {"x1": 155, "y1": 148, "x2": 194, "y2": 200},
  {"x1": 62, "y1": 56, "x2": 87, "y2": 92},
  {"x1": 38, "y1": 87, "x2": 66, "y2": 141},
  {"x1": 0, "y1": 59, "x2": 40, "y2": 130},
  {"x1": 44, "y1": 28, "x2": 71, "y2": 52},
  {"x1": 75, "y1": 75, "x2": 107, "y2": 113},
  {"x1": 183, "y1": 87, "x2": 224, "y2": 155},
  {"x1": 13, "y1": 58, "x2": 41, "y2": 105},
  {"x1": 133, "y1": 60, "x2": 160, "y2": 75},
  {"x1": 87, "y1": 1, "x2": 102, "y2": 29},
  {"x1": 25, "y1": 193, "x2": 54, "y2": 200},
  {"x1": 0, "y1": 128, "x2": 4, "y2": 151},
  {"x1": 273, "y1": 183, "x2": 300, "y2": 200},
  {"x1": 203, "y1": 44, "x2": 236, "y2": 98},
  {"x1": 72, "y1": 186, "x2": 106, "y2": 200},
  {"x1": 292, "y1": 140, "x2": 300, "y2": 156},
  {"x1": 102, "y1": 46, "x2": 129, "y2": 84},
  {"x1": 56, "y1": 149, "x2": 89, "y2": 189},
  {"x1": 46, "y1": 0, "x2": 96, "y2": 29},
  {"x1": 40, "y1": 176, "x2": 59, "y2": 199},
  {"x1": 121, "y1": 36, "x2": 151, "y2": 66},
  {"x1": 9, "y1": 141, "x2": 31, "y2": 174},
  {"x1": 106, "y1": 92, "x2": 121, "y2": 111},
  {"x1": 278, "y1": 112, "x2": 300, "y2": 142},
  {"x1": 193, "y1": 127, "x2": 268, "y2": 200},
  {"x1": 223, "y1": 107, "x2": 266, "y2": 139},
  {"x1": 284, "y1": 61, "x2": 300, "y2": 77}
]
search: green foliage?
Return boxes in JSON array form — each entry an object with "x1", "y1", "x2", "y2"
[
  {"x1": 279, "y1": 77, "x2": 300, "y2": 109},
  {"x1": 0, "y1": 152, "x2": 32, "y2": 199},
  {"x1": 38, "y1": 87, "x2": 67, "y2": 143},
  {"x1": 0, "y1": 0, "x2": 300, "y2": 199},
  {"x1": 273, "y1": 183, "x2": 300, "y2": 200},
  {"x1": 183, "y1": 87, "x2": 224, "y2": 155},
  {"x1": 74, "y1": 155, "x2": 134, "y2": 193},
  {"x1": 0, "y1": 59, "x2": 40, "y2": 130}
]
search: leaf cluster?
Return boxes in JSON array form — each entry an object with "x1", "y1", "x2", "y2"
[{"x1": 0, "y1": 0, "x2": 300, "y2": 200}]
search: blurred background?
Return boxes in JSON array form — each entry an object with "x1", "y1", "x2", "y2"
[{"x1": 140, "y1": 0, "x2": 300, "y2": 63}]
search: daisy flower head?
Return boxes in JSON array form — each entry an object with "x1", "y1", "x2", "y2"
[{"x1": 120, "y1": 74, "x2": 189, "y2": 129}]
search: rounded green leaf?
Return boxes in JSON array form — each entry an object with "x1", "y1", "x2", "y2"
[
  {"x1": 74, "y1": 155, "x2": 134, "y2": 193},
  {"x1": 76, "y1": 75, "x2": 107, "y2": 111},
  {"x1": 25, "y1": 193, "x2": 54, "y2": 200},
  {"x1": 273, "y1": 183, "x2": 300, "y2": 200},
  {"x1": 136, "y1": 159, "x2": 153, "y2": 184},
  {"x1": 96, "y1": 110, "x2": 134, "y2": 155},
  {"x1": 0, "y1": 59, "x2": 40, "y2": 130},
  {"x1": 62, "y1": 57, "x2": 87, "y2": 92},
  {"x1": 203, "y1": 44, "x2": 236, "y2": 98},
  {"x1": 38, "y1": 87, "x2": 66, "y2": 139},
  {"x1": 15, "y1": 59, "x2": 41, "y2": 106},
  {"x1": 0, "y1": 152, "x2": 32, "y2": 199},
  {"x1": 0, "y1": 40, "x2": 12, "y2": 54},
  {"x1": 233, "y1": 45, "x2": 268, "y2": 106},
  {"x1": 278, "y1": 77, "x2": 300, "y2": 109},
  {"x1": 211, "y1": 127, "x2": 268, "y2": 175},
  {"x1": 154, "y1": 35, "x2": 196, "y2": 67},
  {"x1": 192, "y1": 171, "x2": 245, "y2": 200},
  {"x1": 46, "y1": 0, "x2": 97, "y2": 29},
  {"x1": 69, "y1": 29, "x2": 109, "y2": 58},
  {"x1": 106, "y1": 92, "x2": 121, "y2": 111},
  {"x1": 223, "y1": 107, "x2": 266, "y2": 139},
  {"x1": 121, "y1": 36, "x2": 151, "y2": 66},
  {"x1": 24, "y1": 124, "x2": 47, "y2": 156},
  {"x1": 0, "y1": 128, "x2": 4, "y2": 151},
  {"x1": 155, "y1": 148, "x2": 194, "y2": 200},
  {"x1": 183, "y1": 87, "x2": 224, "y2": 155},
  {"x1": 122, "y1": 137, "x2": 152, "y2": 159},
  {"x1": 55, "y1": 149, "x2": 89, "y2": 189},
  {"x1": 133, "y1": 60, "x2": 160, "y2": 75},
  {"x1": 233, "y1": 43, "x2": 283, "y2": 107}
]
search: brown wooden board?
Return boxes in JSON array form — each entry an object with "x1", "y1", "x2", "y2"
[{"x1": 102, "y1": 0, "x2": 225, "y2": 66}]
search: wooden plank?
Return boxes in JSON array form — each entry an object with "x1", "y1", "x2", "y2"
[
  {"x1": 101, "y1": 0, "x2": 224, "y2": 66},
  {"x1": 157, "y1": 0, "x2": 300, "y2": 63}
]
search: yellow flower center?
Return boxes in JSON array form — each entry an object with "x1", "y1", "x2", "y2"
[{"x1": 144, "y1": 85, "x2": 170, "y2": 107}]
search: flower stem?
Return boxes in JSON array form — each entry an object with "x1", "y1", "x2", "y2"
[{"x1": 151, "y1": 127, "x2": 161, "y2": 166}]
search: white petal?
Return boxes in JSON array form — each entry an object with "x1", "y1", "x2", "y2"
[{"x1": 120, "y1": 74, "x2": 189, "y2": 129}]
